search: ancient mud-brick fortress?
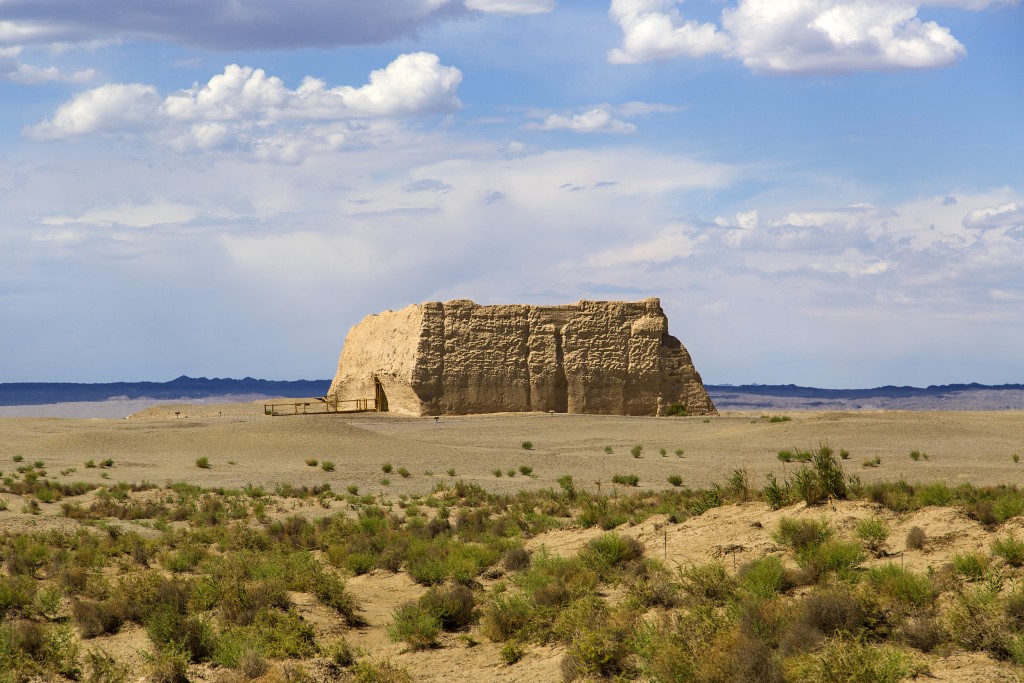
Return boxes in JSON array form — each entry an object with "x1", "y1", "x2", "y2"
[{"x1": 328, "y1": 298, "x2": 717, "y2": 417}]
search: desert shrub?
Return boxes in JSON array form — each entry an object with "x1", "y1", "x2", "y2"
[
  {"x1": 951, "y1": 551, "x2": 989, "y2": 581},
  {"x1": 785, "y1": 636, "x2": 924, "y2": 683},
  {"x1": 855, "y1": 517, "x2": 890, "y2": 554},
  {"x1": 304, "y1": 458, "x2": 317, "y2": 467},
  {"x1": 195, "y1": 457, "x2": 210, "y2": 469},
  {"x1": 225, "y1": 609, "x2": 316, "y2": 660},
  {"x1": 1005, "y1": 588, "x2": 1024, "y2": 625},
  {"x1": 995, "y1": 492, "x2": 1024, "y2": 523},
  {"x1": 627, "y1": 565, "x2": 681, "y2": 608},
  {"x1": 388, "y1": 601, "x2": 440, "y2": 650},
  {"x1": 481, "y1": 593, "x2": 534, "y2": 642},
  {"x1": 797, "y1": 541, "x2": 864, "y2": 582},
  {"x1": 325, "y1": 636, "x2": 356, "y2": 668},
  {"x1": 905, "y1": 526, "x2": 927, "y2": 550},
  {"x1": 72, "y1": 599, "x2": 125, "y2": 638},
  {"x1": 667, "y1": 475, "x2": 683, "y2": 487},
  {"x1": 739, "y1": 556, "x2": 788, "y2": 599},
  {"x1": 321, "y1": 461, "x2": 335, "y2": 472},
  {"x1": 521, "y1": 441, "x2": 533, "y2": 450},
  {"x1": 633, "y1": 604, "x2": 727, "y2": 682},
  {"x1": 796, "y1": 587, "x2": 869, "y2": 639},
  {"x1": 945, "y1": 586, "x2": 1011, "y2": 657},
  {"x1": 503, "y1": 547, "x2": 531, "y2": 572},
  {"x1": 664, "y1": 403, "x2": 687, "y2": 416},
  {"x1": 630, "y1": 445, "x2": 643, "y2": 458},
  {"x1": 898, "y1": 617, "x2": 945, "y2": 652},
  {"x1": 582, "y1": 533, "x2": 644, "y2": 575},
  {"x1": 993, "y1": 534, "x2": 1024, "y2": 567},
  {"x1": 519, "y1": 465, "x2": 533, "y2": 476},
  {"x1": 84, "y1": 647, "x2": 130, "y2": 683},
  {"x1": 916, "y1": 483, "x2": 952, "y2": 507},
  {"x1": 0, "y1": 574, "x2": 37, "y2": 617},
  {"x1": 559, "y1": 605, "x2": 635, "y2": 681},
  {"x1": 611, "y1": 474, "x2": 639, "y2": 487},
  {"x1": 679, "y1": 562, "x2": 736, "y2": 605},
  {"x1": 866, "y1": 564, "x2": 935, "y2": 610},
  {"x1": 0, "y1": 620, "x2": 81, "y2": 681},
  {"x1": 145, "y1": 606, "x2": 216, "y2": 662},
  {"x1": 419, "y1": 584, "x2": 475, "y2": 632},
  {"x1": 145, "y1": 646, "x2": 189, "y2": 683},
  {"x1": 236, "y1": 648, "x2": 268, "y2": 679},
  {"x1": 763, "y1": 475, "x2": 793, "y2": 510},
  {"x1": 500, "y1": 640, "x2": 525, "y2": 665},
  {"x1": 774, "y1": 517, "x2": 832, "y2": 552},
  {"x1": 311, "y1": 570, "x2": 363, "y2": 626},
  {"x1": 728, "y1": 469, "x2": 751, "y2": 500},
  {"x1": 351, "y1": 658, "x2": 413, "y2": 683},
  {"x1": 218, "y1": 577, "x2": 290, "y2": 627}
]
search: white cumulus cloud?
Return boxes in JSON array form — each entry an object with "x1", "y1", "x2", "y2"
[
  {"x1": 608, "y1": 0, "x2": 732, "y2": 64},
  {"x1": 607, "y1": 0, "x2": 1006, "y2": 73},
  {"x1": 0, "y1": 47, "x2": 94, "y2": 84},
  {"x1": 528, "y1": 107, "x2": 637, "y2": 133},
  {"x1": 24, "y1": 53, "x2": 463, "y2": 155},
  {"x1": 465, "y1": 0, "x2": 556, "y2": 14},
  {"x1": 963, "y1": 201, "x2": 1024, "y2": 230}
]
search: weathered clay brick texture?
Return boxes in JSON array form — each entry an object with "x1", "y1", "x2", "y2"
[{"x1": 328, "y1": 299, "x2": 717, "y2": 416}]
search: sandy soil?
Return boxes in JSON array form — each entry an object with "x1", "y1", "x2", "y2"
[
  {"x1": 0, "y1": 405, "x2": 1021, "y2": 498},
  {"x1": 2, "y1": 404, "x2": 1024, "y2": 682}
]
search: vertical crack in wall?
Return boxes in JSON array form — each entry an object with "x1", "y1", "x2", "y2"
[{"x1": 553, "y1": 325, "x2": 569, "y2": 413}]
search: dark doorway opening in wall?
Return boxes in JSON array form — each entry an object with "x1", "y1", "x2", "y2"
[
  {"x1": 552, "y1": 328, "x2": 569, "y2": 413},
  {"x1": 374, "y1": 378, "x2": 389, "y2": 412}
]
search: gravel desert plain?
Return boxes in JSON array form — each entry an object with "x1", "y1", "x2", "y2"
[{"x1": 1, "y1": 404, "x2": 1024, "y2": 682}]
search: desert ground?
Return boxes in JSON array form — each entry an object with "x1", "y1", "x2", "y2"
[
  {"x1": 1, "y1": 403, "x2": 1021, "y2": 495},
  {"x1": 1, "y1": 404, "x2": 1023, "y2": 682}
]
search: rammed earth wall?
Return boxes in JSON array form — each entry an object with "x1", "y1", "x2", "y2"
[{"x1": 328, "y1": 298, "x2": 717, "y2": 417}]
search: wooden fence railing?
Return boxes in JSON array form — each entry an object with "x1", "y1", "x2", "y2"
[{"x1": 264, "y1": 396, "x2": 377, "y2": 416}]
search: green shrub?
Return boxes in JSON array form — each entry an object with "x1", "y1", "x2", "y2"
[
  {"x1": 381, "y1": 463, "x2": 392, "y2": 474},
  {"x1": 481, "y1": 593, "x2": 533, "y2": 642},
  {"x1": 667, "y1": 475, "x2": 683, "y2": 487},
  {"x1": 305, "y1": 458, "x2": 318, "y2": 467},
  {"x1": 774, "y1": 517, "x2": 832, "y2": 551},
  {"x1": 500, "y1": 640, "x2": 525, "y2": 665},
  {"x1": 797, "y1": 541, "x2": 864, "y2": 582},
  {"x1": 663, "y1": 403, "x2": 687, "y2": 416},
  {"x1": 630, "y1": 445, "x2": 643, "y2": 458},
  {"x1": 321, "y1": 461, "x2": 335, "y2": 472},
  {"x1": 518, "y1": 465, "x2": 533, "y2": 476},
  {"x1": 952, "y1": 552, "x2": 989, "y2": 581},
  {"x1": 612, "y1": 474, "x2": 639, "y2": 487},
  {"x1": 583, "y1": 533, "x2": 644, "y2": 573},
  {"x1": 917, "y1": 483, "x2": 953, "y2": 506},
  {"x1": 768, "y1": 415, "x2": 791, "y2": 423},
  {"x1": 862, "y1": 456, "x2": 881, "y2": 468},
  {"x1": 855, "y1": 517, "x2": 890, "y2": 554},
  {"x1": 679, "y1": 562, "x2": 736, "y2": 605},
  {"x1": 398, "y1": 467, "x2": 410, "y2": 478},
  {"x1": 603, "y1": 446, "x2": 613, "y2": 454},
  {"x1": 785, "y1": 636, "x2": 924, "y2": 683},
  {"x1": 763, "y1": 475, "x2": 793, "y2": 510},
  {"x1": 351, "y1": 657, "x2": 413, "y2": 683},
  {"x1": 419, "y1": 584, "x2": 475, "y2": 631},
  {"x1": 521, "y1": 441, "x2": 533, "y2": 450},
  {"x1": 739, "y1": 556, "x2": 788, "y2": 599},
  {"x1": 866, "y1": 564, "x2": 935, "y2": 609},
  {"x1": 388, "y1": 601, "x2": 440, "y2": 650},
  {"x1": 993, "y1": 534, "x2": 1024, "y2": 567},
  {"x1": 195, "y1": 457, "x2": 210, "y2": 469}
]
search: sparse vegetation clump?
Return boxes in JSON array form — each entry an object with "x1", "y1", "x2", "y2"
[{"x1": 5, "y1": 430, "x2": 1024, "y2": 682}]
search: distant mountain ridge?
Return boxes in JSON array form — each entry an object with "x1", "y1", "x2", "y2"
[
  {"x1": 706, "y1": 383, "x2": 1024, "y2": 411},
  {"x1": 0, "y1": 376, "x2": 332, "y2": 407}
]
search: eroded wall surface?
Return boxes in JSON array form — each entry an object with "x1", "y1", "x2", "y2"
[{"x1": 328, "y1": 298, "x2": 717, "y2": 416}]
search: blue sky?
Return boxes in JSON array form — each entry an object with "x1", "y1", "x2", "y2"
[{"x1": 1, "y1": 0, "x2": 1021, "y2": 387}]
